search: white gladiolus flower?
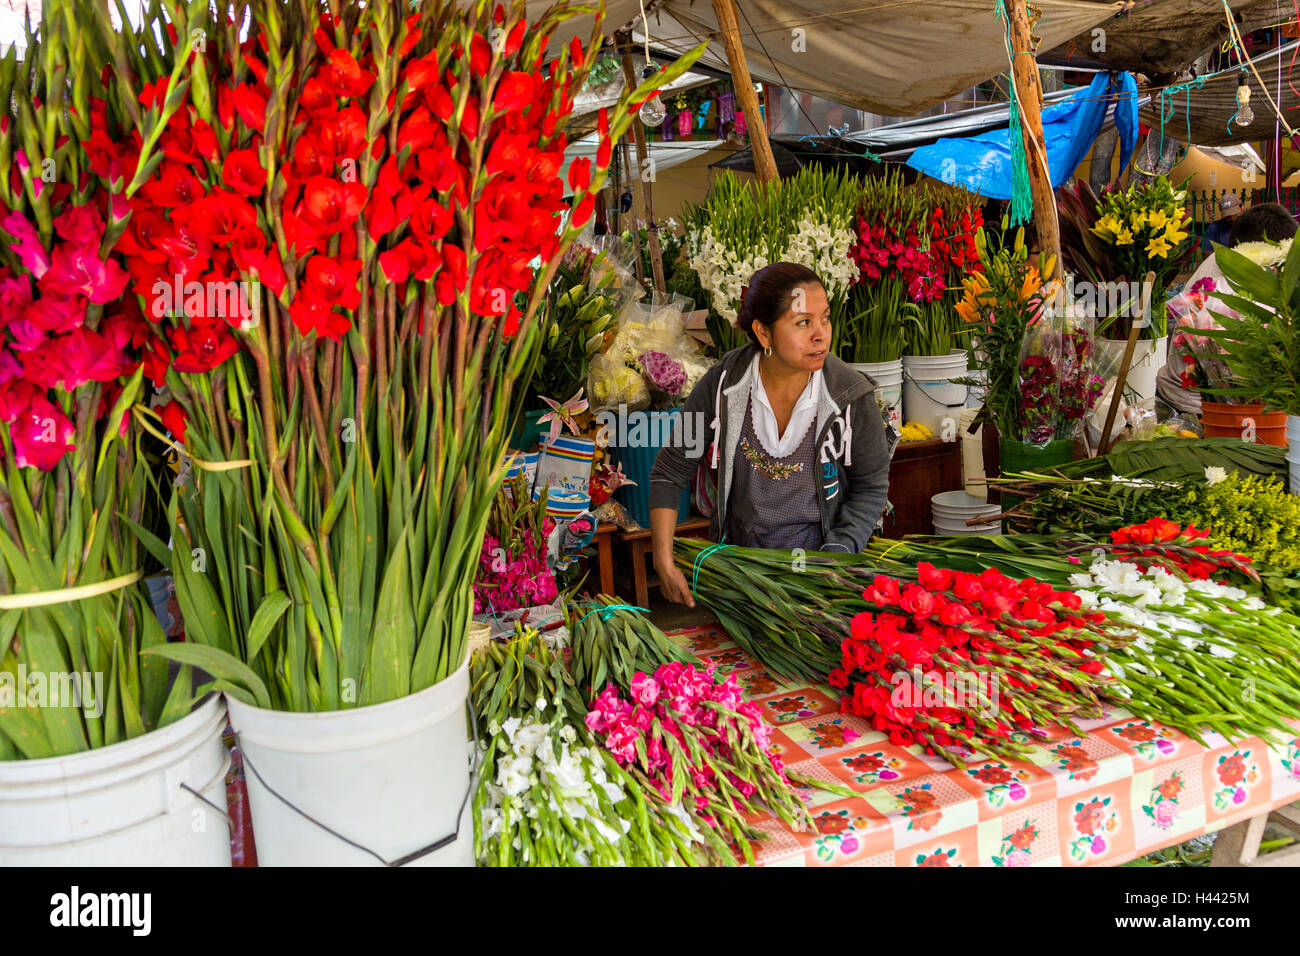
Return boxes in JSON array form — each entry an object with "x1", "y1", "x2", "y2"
[{"x1": 1204, "y1": 466, "x2": 1228, "y2": 486}]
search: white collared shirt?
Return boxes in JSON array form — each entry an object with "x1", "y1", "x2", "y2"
[{"x1": 748, "y1": 354, "x2": 821, "y2": 457}]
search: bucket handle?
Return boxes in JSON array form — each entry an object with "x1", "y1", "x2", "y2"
[
  {"x1": 903, "y1": 369, "x2": 968, "y2": 409},
  {"x1": 236, "y1": 701, "x2": 480, "y2": 867}
]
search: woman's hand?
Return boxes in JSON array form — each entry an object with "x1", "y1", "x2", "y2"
[
  {"x1": 655, "y1": 553, "x2": 696, "y2": 607},
  {"x1": 649, "y1": 506, "x2": 695, "y2": 607}
]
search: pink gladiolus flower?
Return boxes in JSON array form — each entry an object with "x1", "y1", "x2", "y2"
[
  {"x1": 39, "y1": 241, "x2": 131, "y2": 304},
  {"x1": 52, "y1": 204, "x2": 105, "y2": 246},
  {"x1": 630, "y1": 673, "x2": 660, "y2": 706},
  {"x1": 2, "y1": 211, "x2": 51, "y2": 278},
  {"x1": 10, "y1": 397, "x2": 75, "y2": 470}
]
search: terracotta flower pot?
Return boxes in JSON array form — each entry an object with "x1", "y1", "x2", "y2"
[{"x1": 1200, "y1": 401, "x2": 1290, "y2": 447}]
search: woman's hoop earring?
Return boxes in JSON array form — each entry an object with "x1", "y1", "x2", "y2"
[{"x1": 763, "y1": 346, "x2": 772, "y2": 358}]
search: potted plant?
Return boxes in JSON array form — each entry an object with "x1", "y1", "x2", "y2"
[
  {"x1": 104, "y1": 0, "x2": 702, "y2": 865},
  {"x1": 1196, "y1": 239, "x2": 1300, "y2": 466},
  {"x1": 0, "y1": 4, "x2": 229, "y2": 866}
]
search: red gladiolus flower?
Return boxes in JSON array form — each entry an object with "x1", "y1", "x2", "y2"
[
  {"x1": 160, "y1": 399, "x2": 187, "y2": 443},
  {"x1": 223, "y1": 148, "x2": 266, "y2": 196},
  {"x1": 324, "y1": 48, "x2": 376, "y2": 100},
  {"x1": 140, "y1": 163, "x2": 204, "y2": 209},
  {"x1": 297, "y1": 177, "x2": 368, "y2": 237},
  {"x1": 169, "y1": 320, "x2": 239, "y2": 373},
  {"x1": 304, "y1": 255, "x2": 363, "y2": 311},
  {"x1": 232, "y1": 83, "x2": 268, "y2": 131},
  {"x1": 257, "y1": 246, "x2": 287, "y2": 297},
  {"x1": 494, "y1": 72, "x2": 535, "y2": 112},
  {"x1": 405, "y1": 50, "x2": 441, "y2": 90},
  {"x1": 568, "y1": 156, "x2": 592, "y2": 193},
  {"x1": 289, "y1": 289, "x2": 352, "y2": 341},
  {"x1": 52, "y1": 205, "x2": 104, "y2": 245},
  {"x1": 470, "y1": 33, "x2": 492, "y2": 77}
]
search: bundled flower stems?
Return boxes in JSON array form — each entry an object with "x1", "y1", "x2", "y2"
[
  {"x1": 675, "y1": 540, "x2": 1128, "y2": 765},
  {"x1": 565, "y1": 595, "x2": 695, "y2": 701},
  {"x1": 858, "y1": 520, "x2": 1300, "y2": 746},
  {"x1": 470, "y1": 628, "x2": 711, "y2": 866},
  {"x1": 96, "y1": 0, "x2": 703, "y2": 711},
  {"x1": 566, "y1": 596, "x2": 815, "y2": 857}
]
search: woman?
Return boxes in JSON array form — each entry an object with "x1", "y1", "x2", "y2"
[{"x1": 648, "y1": 262, "x2": 895, "y2": 607}]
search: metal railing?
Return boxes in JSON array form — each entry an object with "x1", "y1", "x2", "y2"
[{"x1": 1186, "y1": 187, "x2": 1300, "y2": 263}]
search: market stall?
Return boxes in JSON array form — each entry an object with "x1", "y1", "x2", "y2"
[{"x1": 5, "y1": 0, "x2": 1300, "y2": 878}]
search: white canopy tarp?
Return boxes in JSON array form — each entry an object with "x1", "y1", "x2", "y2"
[{"x1": 536, "y1": 0, "x2": 1122, "y2": 116}]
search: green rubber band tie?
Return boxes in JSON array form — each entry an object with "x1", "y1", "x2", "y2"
[
  {"x1": 690, "y1": 543, "x2": 735, "y2": 599},
  {"x1": 576, "y1": 603, "x2": 650, "y2": 627}
]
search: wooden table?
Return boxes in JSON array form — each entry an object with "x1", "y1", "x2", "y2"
[
  {"x1": 592, "y1": 521, "x2": 618, "y2": 597},
  {"x1": 614, "y1": 515, "x2": 712, "y2": 607}
]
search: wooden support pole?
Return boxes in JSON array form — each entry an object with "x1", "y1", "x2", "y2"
[
  {"x1": 711, "y1": 0, "x2": 778, "y2": 185},
  {"x1": 615, "y1": 31, "x2": 665, "y2": 294},
  {"x1": 1007, "y1": 0, "x2": 1061, "y2": 279}
]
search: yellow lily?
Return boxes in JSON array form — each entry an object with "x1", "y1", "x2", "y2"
[
  {"x1": 1115, "y1": 227, "x2": 1134, "y2": 245},
  {"x1": 1146, "y1": 234, "x2": 1172, "y2": 259},
  {"x1": 1091, "y1": 215, "x2": 1120, "y2": 239}
]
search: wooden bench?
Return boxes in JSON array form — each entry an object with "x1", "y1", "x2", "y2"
[{"x1": 614, "y1": 515, "x2": 712, "y2": 607}]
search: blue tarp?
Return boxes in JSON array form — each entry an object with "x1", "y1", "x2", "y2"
[{"x1": 906, "y1": 72, "x2": 1139, "y2": 199}]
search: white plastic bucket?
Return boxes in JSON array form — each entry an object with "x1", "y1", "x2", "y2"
[
  {"x1": 933, "y1": 517, "x2": 1001, "y2": 535},
  {"x1": 0, "y1": 695, "x2": 232, "y2": 866},
  {"x1": 932, "y1": 490, "x2": 1000, "y2": 535},
  {"x1": 1099, "y1": 336, "x2": 1167, "y2": 410},
  {"x1": 224, "y1": 659, "x2": 473, "y2": 867},
  {"x1": 903, "y1": 351, "x2": 968, "y2": 435},
  {"x1": 849, "y1": 359, "x2": 903, "y2": 433},
  {"x1": 1288, "y1": 416, "x2": 1300, "y2": 495}
]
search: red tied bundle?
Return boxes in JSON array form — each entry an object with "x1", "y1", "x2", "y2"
[
  {"x1": 829, "y1": 562, "x2": 1123, "y2": 764},
  {"x1": 1107, "y1": 518, "x2": 1256, "y2": 583}
]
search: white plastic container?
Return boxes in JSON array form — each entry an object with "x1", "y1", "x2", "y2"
[
  {"x1": 1288, "y1": 416, "x2": 1300, "y2": 495},
  {"x1": 1098, "y1": 336, "x2": 1167, "y2": 410},
  {"x1": 903, "y1": 351, "x2": 968, "y2": 435},
  {"x1": 932, "y1": 490, "x2": 1001, "y2": 536},
  {"x1": 849, "y1": 359, "x2": 904, "y2": 433},
  {"x1": 224, "y1": 659, "x2": 473, "y2": 867},
  {"x1": 0, "y1": 695, "x2": 232, "y2": 866}
]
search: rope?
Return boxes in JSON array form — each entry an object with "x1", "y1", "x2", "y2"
[
  {"x1": 874, "y1": 540, "x2": 911, "y2": 562},
  {"x1": 689, "y1": 542, "x2": 735, "y2": 598},
  {"x1": 0, "y1": 570, "x2": 144, "y2": 610},
  {"x1": 575, "y1": 602, "x2": 650, "y2": 627},
  {"x1": 133, "y1": 407, "x2": 253, "y2": 472},
  {"x1": 995, "y1": 0, "x2": 1036, "y2": 226}
]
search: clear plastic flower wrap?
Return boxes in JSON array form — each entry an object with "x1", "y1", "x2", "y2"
[{"x1": 587, "y1": 292, "x2": 711, "y2": 412}]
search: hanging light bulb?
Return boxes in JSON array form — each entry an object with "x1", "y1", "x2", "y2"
[
  {"x1": 1235, "y1": 81, "x2": 1254, "y2": 127},
  {"x1": 638, "y1": 63, "x2": 667, "y2": 127}
]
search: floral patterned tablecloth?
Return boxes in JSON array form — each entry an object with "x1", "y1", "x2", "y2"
[{"x1": 668, "y1": 623, "x2": 1300, "y2": 867}]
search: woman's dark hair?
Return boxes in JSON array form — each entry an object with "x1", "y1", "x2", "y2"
[
  {"x1": 736, "y1": 262, "x2": 824, "y2": 345},
  {"x1": 1229, "y1": 202, "x2": 1297, "y2": 245}
]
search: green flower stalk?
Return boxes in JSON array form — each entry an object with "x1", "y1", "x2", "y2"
[{"x1": 96, "y1": 0, "x2": 703, "y2": 712}]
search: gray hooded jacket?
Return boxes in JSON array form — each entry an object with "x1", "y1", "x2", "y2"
[{"x1": 648, "y1": 344, "x2": 897, "y2": 553}]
